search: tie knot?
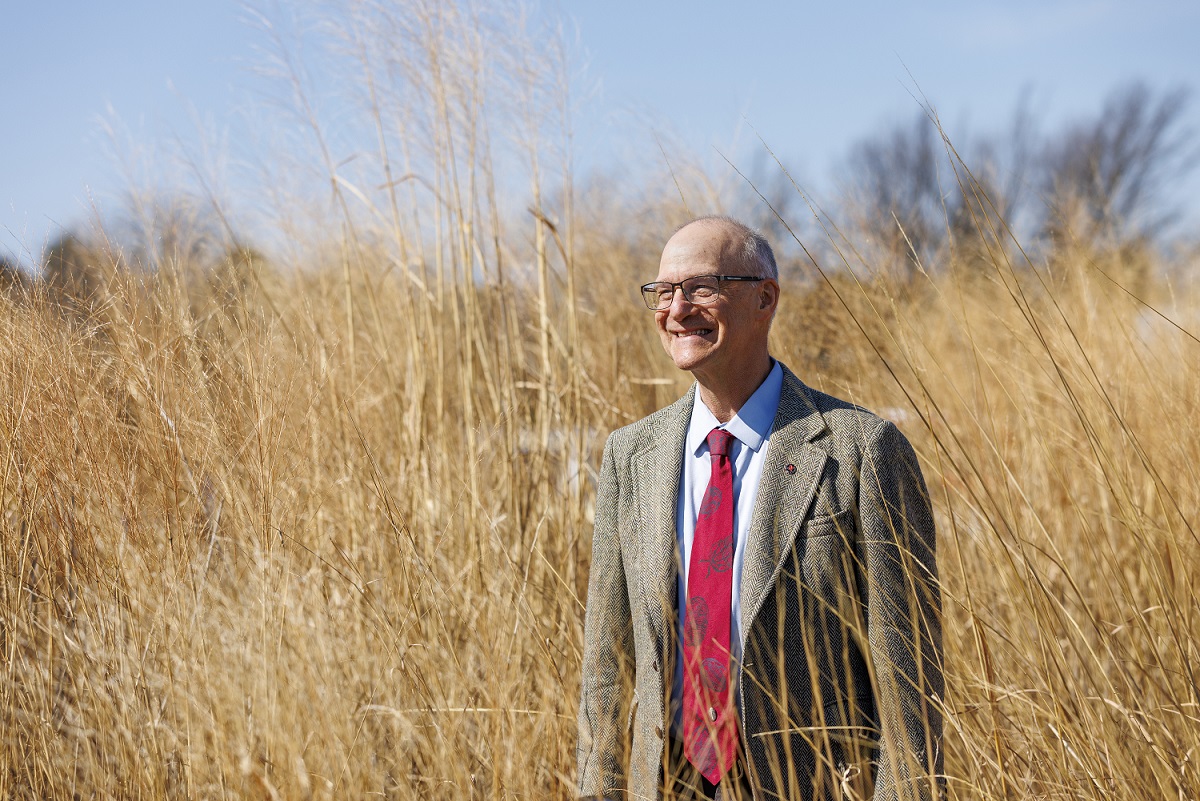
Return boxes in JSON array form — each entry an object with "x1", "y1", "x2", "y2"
[{"x1": 706, "y1": 428, "x2": 736, "y2": 458}]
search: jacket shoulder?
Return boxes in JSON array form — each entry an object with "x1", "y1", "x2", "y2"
[
  {"x1": 779, "y1": 365, "x2": 902, "y2": 449},
  {"x1": 807, "y1": 385, "x2": 888, "y2": 431},
  {"x1": 603, "y1": 386, "x2": 694, "y2": 458}
]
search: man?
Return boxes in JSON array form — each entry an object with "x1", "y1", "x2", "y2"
[{"x1": 576, "y1": 217, "x2": 943, "y2": 801}]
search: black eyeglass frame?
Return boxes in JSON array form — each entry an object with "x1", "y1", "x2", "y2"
[{"x1": 639, "y1": 274, "x2": 766, "y2": 310}]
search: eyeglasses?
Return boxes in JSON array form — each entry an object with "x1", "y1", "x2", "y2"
[{"x1": 639, "y1": 274, "x2": 765, "y2": 310}]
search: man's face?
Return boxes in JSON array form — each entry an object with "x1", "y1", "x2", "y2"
[{"x1": 653, "y1": 222, "x2": 776, "y2": 381}]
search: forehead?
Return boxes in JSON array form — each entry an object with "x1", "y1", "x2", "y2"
[{"x1": 656, "y1": 223, "x2": 744, "y2": 281}]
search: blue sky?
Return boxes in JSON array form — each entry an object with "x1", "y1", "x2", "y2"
[{"x1": 3, "y1": 1, "x2": 1197, "y2": 264}]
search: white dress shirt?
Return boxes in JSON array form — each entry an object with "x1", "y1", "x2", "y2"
[{"x1": 671, "y1": 360, "x2": 784, "y2": 733}]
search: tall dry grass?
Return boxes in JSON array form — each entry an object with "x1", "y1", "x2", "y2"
[{"x1": 3, "y1": 2, "x2": 1200, "y2": 798}]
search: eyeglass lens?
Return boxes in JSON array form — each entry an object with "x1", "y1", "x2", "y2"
[{"x1": 643, "y1": 277, "x2": 720, "y2": 309}]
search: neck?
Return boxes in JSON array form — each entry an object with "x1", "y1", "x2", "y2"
[{"x1": 694, "y1": 353, "x2": 773, "y2": 424}]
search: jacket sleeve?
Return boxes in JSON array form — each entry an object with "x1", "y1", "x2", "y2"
[
  {"x1": 857, "y1": 420, "x2": 944, "y2": 801},
  {"x1": 576, "y1": 434, "x2": 635, "y2": 799}
]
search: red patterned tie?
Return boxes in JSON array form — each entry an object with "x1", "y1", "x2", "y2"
[{"x1": 683, "y1": 428, "x2": 739, "y2": 784}]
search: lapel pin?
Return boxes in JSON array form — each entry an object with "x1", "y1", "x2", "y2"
[{"x1": 785, "y1": 464, "x2": 796, "y2": 474}]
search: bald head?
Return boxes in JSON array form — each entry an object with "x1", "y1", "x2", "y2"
[{"x1": 669, "y1": 216, "x2": 778, "y2": 281}]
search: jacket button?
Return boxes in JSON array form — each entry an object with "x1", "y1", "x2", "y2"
[
  {"x1": 655, "y1": 725, "x2": 664, "y2": 739},
  {"x1": 652, "y1": 658, "x2": 660, "y2": 673}
]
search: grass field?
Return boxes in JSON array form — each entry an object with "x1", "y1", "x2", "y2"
[
  {"x1": 3, "y1": 4, "x2": 1199, "y2": 798},
  {"x1": 4, "y1": 203, "x2": 1198, "y2": 799}
]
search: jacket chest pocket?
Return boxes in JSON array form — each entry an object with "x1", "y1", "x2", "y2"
[
  {"x1": 799, "y1": 507, "x2": 856, "y2": 539},
  {"x1": 797, "y1": 508, "x2": 857, "y2": 593}
]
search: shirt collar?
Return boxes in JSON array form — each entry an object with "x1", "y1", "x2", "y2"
[{"x1": 687, "y1": 360, "x2": 784, "y2": 456}]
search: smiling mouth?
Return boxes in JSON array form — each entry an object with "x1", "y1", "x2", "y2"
[{"x1": 673, "y1": 328, "x2": 713, "y2": 336}]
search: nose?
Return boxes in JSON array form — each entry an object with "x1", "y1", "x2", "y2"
[{"x1": 665, "y1": 286, "x2": 696, "y2": 316}]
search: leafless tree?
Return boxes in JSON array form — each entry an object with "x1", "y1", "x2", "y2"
[
  {"x1": 838, "y1": 83, "x2": 1195, "y2": 273},
  {"x1": 846, "y1": 112, "x2": 945, "y2": 268},
  {"x1": 1041, "y1": 82, "x2": 1194, "y2": 243}
]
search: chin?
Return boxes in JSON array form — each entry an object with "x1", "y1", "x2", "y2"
[{"x1": 669, "y1": 347, "x2": 714, "y2": 373}]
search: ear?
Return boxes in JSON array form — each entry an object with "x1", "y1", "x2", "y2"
[{"x1": 758, "y1": 279, "x2": 780, "y2": 314}]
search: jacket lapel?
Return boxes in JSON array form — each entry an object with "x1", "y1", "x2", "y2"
[
  {"x1": 739, "y1": 368, "x2": 829, "y2": 646},
  {"x1": 632, "y1": 387, "x2": 694, "y2": 655}
]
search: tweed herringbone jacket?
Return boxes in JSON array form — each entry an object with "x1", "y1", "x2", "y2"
[{"x1": 576, "y1": 365, "x2": 943, "y2": 801}]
